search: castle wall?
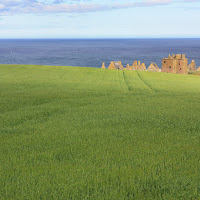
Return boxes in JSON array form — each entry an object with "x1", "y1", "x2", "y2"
[
  {"x1": 108, "y1": 61, "x2": 123, "y2": 70},
  {"x1": 184, "y1": 59, "x2": 189, "y2": 74},
  {"x1": 176, "y1": 59, "x2": 188, "y2": 74},
  {"x1": 176, "y1": 60, "x2": 184, "y2": 74},
  {"x1": 101, "y1": 62, "x2": 106, "y2": 69},
  {"x1": 108, "y1": 62, "x2": 116, "y2": 69},
  {"x1": 147, "y1": 63, "x2": 159, "y2": 71},
  {"x1": 162, "y1": 54, "x2": 188, "y2": 74},
  {"x1": 188, "y1": 60, "x2": 196, "y2": 71},
  {"x1": 162, "y1": 59, "x2": 174, "y2": 73}
]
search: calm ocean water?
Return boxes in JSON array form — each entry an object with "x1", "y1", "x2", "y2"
[{"x1": 0, "y1": 39, "x2": 200, "y2": 68}]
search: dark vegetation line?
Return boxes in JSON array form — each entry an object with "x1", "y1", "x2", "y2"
[
  {"x1": 122, "y1": 71, "x2": 131, "y2": 91},
  {"x1": 117, "y1": 70, "x2": 123, "y2": 90},
  {"x1": 136, "y1": 71, "x2": 157, "y2": 93}
]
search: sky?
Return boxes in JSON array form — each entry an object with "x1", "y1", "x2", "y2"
[{"x1": 0, "y1": 0, "x2": 200, "y2": 38}]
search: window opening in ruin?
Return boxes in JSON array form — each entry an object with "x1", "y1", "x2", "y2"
[
  {"x1": 180, "y1": 68, "x2": 182, "y2": 70},
  {"x1": 164, "y1": 61, "x2": 166, "y2": 63},
  {"x1": 169, "y1": 66, "x2": 171, "y2": 69}
]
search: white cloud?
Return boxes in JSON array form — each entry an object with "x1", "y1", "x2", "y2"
[
  {"x1": 0, "y1": 4, "x2": 5, "y2": 9},
  {"x1": 0, "y1": 0, "x2": 191, "y2": 15}
]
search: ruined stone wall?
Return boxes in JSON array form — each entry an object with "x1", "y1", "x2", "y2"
[
  {"x1": 129, "y1": 61, "x2": 137, "y2": 70},
  {"x1": 176, "y1": 60, "x2": 185, "y2": 74},
  {"x1": 162, "y1": 59, "x2": 174, "y2": 73},
  {"x1": 101, "y1": 62, "x2": 106, "y2": 69},
  {"x1": 128, "y1": 61, "x2": 146, "y2": 71},
  {"x1": 141, "y1": 63, "x2": 146, "y2": 70},
  {"x1": 162, "y1": 55, "x2": 188, "y2": 74},
  {"x1": 183, "y1": 58, "x2": 188, "y2": 74},
  {"x1": 188, "y1": 60, "x2": 196, "y2": 71},
  {"x1": 108, "y1": 61, "x2": 123, "y2": 70},
  {"x1": 178, "y1": 59, "x2": 188, "y2": 74},
  {"x1": 108, "y1": 62, "x2": 116, "y2": 69},
  {"x1": 147, "y1": 63, "x2": 159, "y2": 71}
]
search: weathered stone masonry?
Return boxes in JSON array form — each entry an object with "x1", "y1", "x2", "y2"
[
  {"x1": 102, "y1": 54, "x2": 198, "y2": 74},
  {"x1": 162, "y1": 54, "x2": 188, "y2": 74}
]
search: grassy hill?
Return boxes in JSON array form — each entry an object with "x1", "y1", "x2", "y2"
[{"x1": 0, "y1": 64, "x2": 200, "y2": 199}]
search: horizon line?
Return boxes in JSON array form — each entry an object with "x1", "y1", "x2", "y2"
[{"x1": 1, "y1": 37, "x2": 200, "y2": 40}]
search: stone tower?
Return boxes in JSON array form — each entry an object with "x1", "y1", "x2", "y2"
[{"x1": 162, "y1": 54, "x2": 188, "y2": 74}]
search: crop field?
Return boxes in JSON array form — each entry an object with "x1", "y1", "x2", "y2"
[{"x1": 0, "y1": 64, "x2": 200, "y2": 200}]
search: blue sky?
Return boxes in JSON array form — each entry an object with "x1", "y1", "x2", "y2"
[{"x1": 0, "y1": 0, "x2": 200, "y2": 38}]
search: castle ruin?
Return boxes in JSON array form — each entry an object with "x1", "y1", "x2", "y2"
[
  {"x1": 147, "y1": 63, "x2": 161, "y2": 72},
  {"x1": 162, "y1": 54, "x2": 188, "y2": 74},
  {"x1": 108, "y1": 61, "x2": 124, "y2": 70},
  {"x1": 101, "y1": 62, "x2": 106, "y2": 69},
  {"x1": 188, "y1": 60, "x2": 196, "y2": 71},
  {"x1": 126, "y1": 61, "x2": 146, "y2": 71},
  {"x1": 102, "y1": 54, "x2": 198, "y2": 75}
]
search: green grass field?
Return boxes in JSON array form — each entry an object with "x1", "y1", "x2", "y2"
[{"x1": 0, "y1": 64, "x2": 200, "y2": 200}]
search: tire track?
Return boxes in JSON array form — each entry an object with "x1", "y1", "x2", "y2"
[
  {"x1": 122, "y1": 71, "x2": 131, "y2": 91},
  {"x1": 117, "y1": 70, "x2": 130, "y2": 91},
  {"x1": 136, "y1": 71, "x2": 157, "y2": 93},
  {"x1": 117, "y1": 70, "x2": 123, "y2": 90}
]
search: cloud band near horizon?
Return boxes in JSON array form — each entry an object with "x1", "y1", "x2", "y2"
[{"x1": 0, "y1": 0, "x2": 175, "y2": 15}]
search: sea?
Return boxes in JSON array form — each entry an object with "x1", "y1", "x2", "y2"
[{"x1": 0, "y1": 39, "x2": 200, "y2": 68}]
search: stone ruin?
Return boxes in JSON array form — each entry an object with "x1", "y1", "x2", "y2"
[
  {"x1": 126, "y1": 61, "x2": 146, "y2": 71},
  {"x1": 162, "y1": 54, "x2": 199, "y2": 74},
  {"x1": 102, "y1": 60, "x2": 160, "y2": 72},
  {"x1": 147, "y1": 63, "x2": 161, "y2": 72},
  {"x1": 101, "y1": 54, "x2": 198, "y2": 74},
  {"x1": 108, "y1": 61, "x2": 124, "y2": 70},
  {"x1": 101, "y1": 62, "x2": 106, "y2": 69},
  {"x1": 188, "y1": 60, "x2": 196, "y2": 71},
  {"x1": 162, "y1": 54, "x2": 188, "y2": 74}
]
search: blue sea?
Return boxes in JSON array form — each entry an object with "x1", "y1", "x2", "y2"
[{"x1": 0, "y1": 39, "x2": 200, "y2": 68}]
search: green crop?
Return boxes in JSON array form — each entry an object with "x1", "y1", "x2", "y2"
[{"x1": 0, "y1": 65, "x2": 200, "y2": 199}]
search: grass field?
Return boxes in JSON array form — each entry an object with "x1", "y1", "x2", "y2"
[{"x1": 0, "y1": 64, "x2": 200, "y2": 200}]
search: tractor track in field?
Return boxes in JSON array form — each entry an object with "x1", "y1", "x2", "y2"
[
  {"x1": 122, "y1": 71, "x2": 131, "y2": 91},
  {"x1": 117, "y1": 70, "x2": 123, "y2": 90},
  {"x1": 136, "y1": 71, "x2": 157, "y2": 93},
  {"x1": 117, "y1": 70, "x2": 129, "y2": 91}
]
